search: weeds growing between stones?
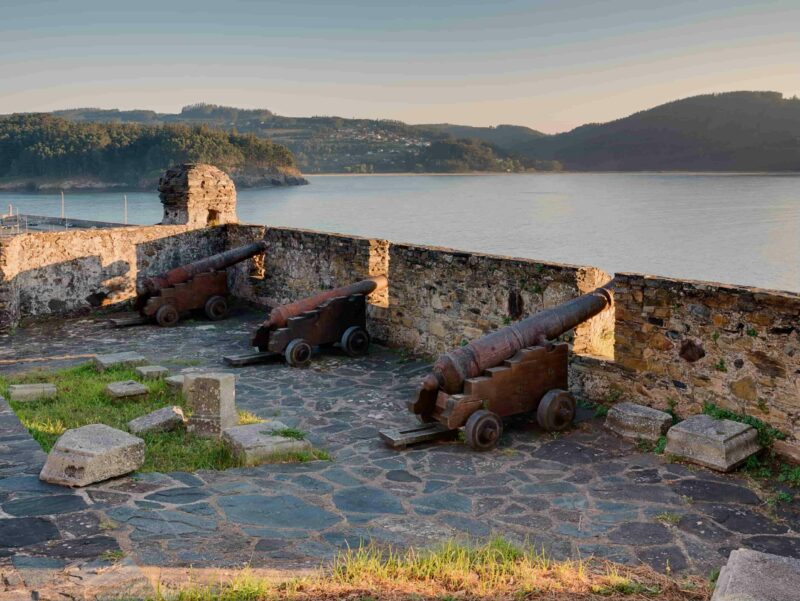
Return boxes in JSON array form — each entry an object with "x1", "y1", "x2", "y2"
[{"x1": 0, "y1": 363, "x2": 321, "y2": 473}]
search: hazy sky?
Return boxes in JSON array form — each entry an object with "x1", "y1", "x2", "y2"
[{"x1": 1, "y1": 0, "x2": 798, "y2": 133}]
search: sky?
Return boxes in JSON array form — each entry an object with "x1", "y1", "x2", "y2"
[{"x1": 0, "y1": 0, "x2": 798, "y2": 133}]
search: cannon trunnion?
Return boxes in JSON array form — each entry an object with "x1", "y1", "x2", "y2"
[{"x1": 381, "y1": 284, "x2": 613, "y2": 451}]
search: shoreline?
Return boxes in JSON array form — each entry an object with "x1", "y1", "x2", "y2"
[{"x1": 307, "y1": 170, "x2": 800, "y2": 177}]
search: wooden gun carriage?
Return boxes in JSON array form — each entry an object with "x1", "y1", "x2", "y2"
[
  {"x1": 380, "y1": 285, "x2": 613, "y2": 451},
  {"x1": 224, "y1": 276, "x2": 387, "y2": 368},
  {"x1": 121, "y1": 241, "x2": 267, "y2": 327}
]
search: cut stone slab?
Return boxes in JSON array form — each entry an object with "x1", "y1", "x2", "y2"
[
  {"x1": 184, "y1": 372, "x2": 237, "y2": 438},
  {"x1": 711, "y1": 548, "x2": 800, "y2": 601},
  {"x1": 222, "y1": 421, "x2": 311, "y2": 466},
  {"x1": 7, "y1": 383, "x2": 57, "y2": 402},
  {"x1": 93, "y1": 351, "x2": 148, "y2": 371},
  {"x1": 128, "y1": 406, "x2": 185, "y2": 435},
  {"x1": 665, "y1": 414, "x2": 760, "y2": 472},
  {"x1": 165, "y1": 375, "x2": 185, "y2": 390},
  {"x1": 106, "y1": 380, "x2": 148, "y2": 400},
  {"x1": 605, "y1": 402, "x2": 673, "y2": 442},
  {"x1": 40, "y1": 424, "x2": 145, "y2": 487},
  {"x1": 135, "y1": 365, "x2": 169, "y2": 380}
]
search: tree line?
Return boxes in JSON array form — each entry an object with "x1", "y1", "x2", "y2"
[{"x1": 0, "y1": 114, "x2": 298, "y2": 187}]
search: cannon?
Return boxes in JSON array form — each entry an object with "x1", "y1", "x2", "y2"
[
  {"x1": 223, "y1": 276, "x2": 388, "y2": 367},
  {"x1": 380, "y1": 284, "x2": 614, "y2": 451},
  {"x1": 123, "y1": 240, "x2": 268, "y2": 327}
]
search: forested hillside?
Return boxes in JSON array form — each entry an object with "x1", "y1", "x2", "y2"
[
  {"x1": 0, "y1": 114, "x2": 303, "y2": 189},
  {"x1": 11, "y1": 91, "x2": 800, "y2": 174},
  {"x1": 517, "y1": 92, "x2": 800, "y2": 171}
]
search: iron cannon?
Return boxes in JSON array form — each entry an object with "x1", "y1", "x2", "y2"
[
  {"x1": 225, "y1": 276, "x2": 388, "y2": 368},
  {"x1": 381, "y1": 283, "x2": 614, "y2": 451},
  {"x1": 134, "y1": 240, "x2": 268, "y2": 327}
]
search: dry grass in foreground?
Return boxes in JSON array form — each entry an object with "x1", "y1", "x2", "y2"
[{"x1": 152, "y1": 538, "x2": 711, "y2": 601}]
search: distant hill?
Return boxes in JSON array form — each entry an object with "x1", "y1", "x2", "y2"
[
  {"x1": 416, "y1": 123, "x2": 546, "y2": 153},
  {"x1": 516, "y1": 92, "x2": 800, "y2": 171},
  {"x1": 23, "y1": 91, "x2": 800, "y2": 173},
  {"x1": 0, "y1": 114, "x2": 304, "y2": 190}
]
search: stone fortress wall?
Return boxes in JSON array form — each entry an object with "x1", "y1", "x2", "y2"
[{"x1": 0, "y1": 163, "x2": 796, "y2": 456}]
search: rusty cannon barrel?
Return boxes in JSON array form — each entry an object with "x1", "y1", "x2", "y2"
[
  {"x1": 421, "y1": 283, "x2": 614, "y2": 396},
  {"x1": 259, "y1": 275, "x2": 388, "y2": 331},
  {"x1": 136, "y1": 240, "x2": 268, "y2": 299}
]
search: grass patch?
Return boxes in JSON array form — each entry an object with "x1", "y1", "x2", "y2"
[
  {"x1": 238, "y1": 411, "x2": 264, "y2": 425},
  {"x1": 703, "y1": 402, "x2": 785, "y2": 447},
  {"x1": 150, "y1": 537, "x2": 707, "y2": 600},
  {"x1": 271, "y1": 427, "x2": 306, "y2": 440},
  {"x1": 655, "y1": 512, "x2": 682, "y2": 526},
  {"x1": 0, "y1": 364, "x2": 325, "y2": 473}
]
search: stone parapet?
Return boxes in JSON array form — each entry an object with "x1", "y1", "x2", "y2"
[{"x1": 159, "y1": 163, "x2": 237, "y2": 227}]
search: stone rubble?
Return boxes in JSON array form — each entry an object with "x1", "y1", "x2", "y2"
[
  {"x1": 183, "y1": 373, "x2": 237, "y2": 438},
  {"x1": 105, "y1": 380, "x2": 148, "y2": 400},
  {"x1": 605, "y1": 402, "x2": 673, "y2": 442},
  {"x1": 165, "y1": 374, "x2": 185, "y2": 390},
  {"x1": 711, "y1": 548, "x2": 800, "y2": 600},
  {"x1": 665, "y1": 414, "x2": 761, "y2": 472},
  {"x1": 222, "y1": 421, "x2": 311, "y2": 466},
  {"x1": 127, "y1": 406, "x2": 185, "y2": 436},
  {"x1": 39, "y1": 424, "x2": 145, "y2": 487},
  {"x1": 135, "y1": 365, "x2": 169, "y2": 380},
  {"x1": 93, "y1": 352, "x2": 148, "y2": 371},
  {"x1": 7, "y1": 383, "x2": 57, "y2": 403}
]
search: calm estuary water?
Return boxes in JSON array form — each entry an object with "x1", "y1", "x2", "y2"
[{"x1": 2, "y1": 173, "x2": 798, "y2": 292}]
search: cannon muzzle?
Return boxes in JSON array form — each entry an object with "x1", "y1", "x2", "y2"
[
  {"x1": 136, "y1": 240, "x2": 268, "y2": 299},
  {"x1": 423, "y1": 283, "x2": 614, "y2": 395}
]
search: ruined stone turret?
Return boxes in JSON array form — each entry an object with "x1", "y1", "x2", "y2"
[{"x1": 158, "y1": 163, "x2": 237, "y2": 227}]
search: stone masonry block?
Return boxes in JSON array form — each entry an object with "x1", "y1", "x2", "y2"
[
  {"x1": 183, "y1": 373, "x2": 237, "y2": 438},
  {"x1": 711, "y1": 548, "x2": 800, "y2": 601},
  {"x1": 106, "y1": 381, "x2": 148, "y2": 400},
  {"x1": 94, "y1": 352, "x2": 148, "y2": 371},
  {"x1": 665, "y1": 414, "x2": 760, "y2": 472},
  {"x1": 135, "y1": 365, "x2": 169, "y2": 380},
  {"x1": 7, "y1": 383, "x2": 57, "y2": 403},
  {"x1": 605, "y1": 402, "x2": 673, "y2": 442},
  {"x1": 165, "y1": 375, "x2": 185, "y2": 390},
  {"x1": 128, "y1": 406, "x2": 185, "y2": 436},
  {"x1": 222, "y1": 421, "x2": 311, "y2": 466},
  {"x1": 39, "y1": 424, "x2": 144, "y2": 487}
]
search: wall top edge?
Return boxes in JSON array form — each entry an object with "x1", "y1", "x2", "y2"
[{"x1": 615, "y1": 271, "x2": 800, "y2": 300}]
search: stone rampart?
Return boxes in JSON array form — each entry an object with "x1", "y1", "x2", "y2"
[
  {"x1": 574, "y1": 273, "x2": 799, "y2": 442},
  {"x1": 1, "y1": 216, "x2": 796, "y2": 454},
  {"x1": 0, "y1": 225, "x2": 226, "y2": 325}
]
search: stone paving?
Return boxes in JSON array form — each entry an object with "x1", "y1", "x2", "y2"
[{"x1": 1, "y1": 308, "x2": 799, "y2": 596}]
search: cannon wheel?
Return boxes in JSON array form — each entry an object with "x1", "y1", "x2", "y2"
[
  {"x1": 341, "y1": 326, "x2": 371, "y2": 357},
  {"x1": 204, "y1": 295, "x2": 229, "y2": 321},
  {"x1": 155, "y1": 304, "x2": 180, "y2": 327},
  {"x1": 537, "y1": 389, "x2": 576, "y2": 432},
  {"x1": 464, "y1": 409, "x2": 503, "y2": 451},
  {"x1": 285, "y1": 338, "x2": 312, "y2": 368}
]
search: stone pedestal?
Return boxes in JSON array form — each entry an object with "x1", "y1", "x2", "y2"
[
  {"x1": 665, "y1": 414, "x2": 760, "y2": 472},
  {"x1": 8, "y1": 383, "x2": 57, "y2": 402},
  {"x1": 135, "y1": 366, "x2": 169, "y2": 380},
  {"x1": 222, "y1": 421, "x2": 311, "y2": 466},
  {"x1": 94, "y1": 352, "x2": 148, "y2": 371},
  {"x1": 712, "y1": 548, "x2": 800, "y2": 600},
  {"x1": 183, "y1": 373, "x2": 237, "y2": 438},
  {"x1": 605, "y1": 402, "x2": 673, "y2": 442},
  {"x1": 106, "y1": 381, "x2": 148, "y2": 400},
  {"x1": 128, "y1": 406, "x2": 185, "y2": 435},
  {"x1": 39, "y1": 424, "x2": 144, "y2": 487}
]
